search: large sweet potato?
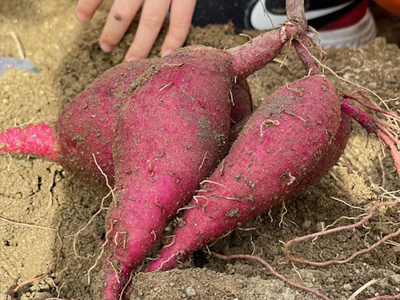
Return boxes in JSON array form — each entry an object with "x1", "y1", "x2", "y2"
[
  {"x1": 146, "y1": 74, "x2": 350, "y2": 272},
  {"x1": 0, "y1": 60, "x2": 252, "y2": 184}
]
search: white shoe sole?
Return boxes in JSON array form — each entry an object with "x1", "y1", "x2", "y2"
[{"x1": 316, "y1": 9, "x2": 377, "y2": 48}]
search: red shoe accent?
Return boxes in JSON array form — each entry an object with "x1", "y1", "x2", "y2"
[{"x1": 321, "y1": 0, "x2": 369, "y2": 30}]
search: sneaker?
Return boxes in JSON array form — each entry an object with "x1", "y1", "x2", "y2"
[{"x1": 192, "y1": 0, "x2": 377, "y2": 48}]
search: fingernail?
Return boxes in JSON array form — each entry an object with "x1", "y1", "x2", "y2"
[
  {"x1": 161, "y1": 49, "x2": 173, "y2": 57},
  {"x1": 100, "y1": 42, "x2": 113, "y2": 53},
  {"x1": 76, "y1": 11, "x2": 89, "y2": 22},
  {"x1": 125, "y1": 56, "x2": 139, "y2": 62}
]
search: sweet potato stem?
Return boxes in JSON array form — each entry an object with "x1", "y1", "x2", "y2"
[
  {"x1": 0, "y1": 124, "x2": 59, "y2": 161},
  {"x1": 345, "y1": 92, "x2": 400, "y2": 122},
  {"x1": 341, "y1": 101, "x2": 379, "y2": 133},
  {"x1": 286, "y1": 0, "x2": 306, "y2": 26},
  {"x1": 293, "y1": 34, "x2": 321, "y2": 76},
  {"x1": 341, "y1": 100, "x2": 400, "y2": 177},
  {"x1": 228, "y1": 0, "x2": 306, "y2": 78},
  {"x1": 228, "y1": 25, "x2": 300, "y2": 78}
]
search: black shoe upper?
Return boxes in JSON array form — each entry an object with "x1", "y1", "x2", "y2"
[{"x1": 192, "y1": 0, "x2": 364, "y2": 30}]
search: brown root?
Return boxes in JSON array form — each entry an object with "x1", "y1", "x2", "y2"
[
  {"x1": 283, "y1": 199, "x2": 400, "y2": 267},
  {"x1": 212, "y1": 252, "x2": 332, "y2": 300}
]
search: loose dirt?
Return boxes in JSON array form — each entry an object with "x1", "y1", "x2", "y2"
[{"x1": 0, "y1": 1, "x2": 399, "y2": 299}]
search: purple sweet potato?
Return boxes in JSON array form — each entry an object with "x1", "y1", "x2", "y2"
[
  {"x1": 55, "y1": 59, "x2": 153, "y2": 183},
  {"x1": 0, "y1": 59, "x2": 152, "y2": 184},
  {"x1": 98, "y1": 2, "x2": 308, "y2": 298},
  {"x1": 147, "y1": 74, "x2": 348, "y2": 272},
  {"x1": 0, "y1": 60, "x2": 252, "y2": 184},
  {"x1": 0, "y1": 23, "x2": 298, "y2": 299},
  {"x1": 56, "y1": 58, "x2": 252, "y2": 184}
]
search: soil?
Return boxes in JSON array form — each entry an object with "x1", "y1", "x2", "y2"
[{"x1": 1, "y1": 1, "x2": 400, "y2": 300}]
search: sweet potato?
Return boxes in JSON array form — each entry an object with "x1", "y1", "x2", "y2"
[
  {"x1": 56, "y1": 59, "x2": 252, "y2": 184},
  {"x1": 0, "y1": 60, "x2": 252, "y2": 185},
  {"x1": 147, "y1": 74, "x2": 348, "y2": 272},
  {"x1": 0, "y1": 59, "x2": 152, "y2": 183},
  {"x1": 103, "y1": 21, "x2": 303, "y2": 296},
  {"x1": 55, "y1": 59, "x2": 153, "y2": 183}
]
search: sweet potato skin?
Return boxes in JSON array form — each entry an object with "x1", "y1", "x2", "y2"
[
  {"x1": 103, "y1": 46, "x2": 238, "y2": 300},
  {"x1": 147, "y1": 75, "x2": 347, "y2": 272},
  {"x1": 54, "y1": 57, "x2": 251, "y2": 185},
  {"x1": 55, "y1": 59, "x2": 152, "y2": 184},
  {"x1": 230, "y1": 79, "x2": 252, "y2": 125},
  {"x1": 0, "y1": 124, "x2": 59, "y2": 161}
]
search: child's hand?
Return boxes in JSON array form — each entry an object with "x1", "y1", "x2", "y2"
[{"x1": 76, "y1": 0, "x2": 196, "y2": 61}]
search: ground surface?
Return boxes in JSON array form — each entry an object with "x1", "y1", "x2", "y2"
[{"x1": 0, "y1": 1, "x2": 400, "y2": 300}]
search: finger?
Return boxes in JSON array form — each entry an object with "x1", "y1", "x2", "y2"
[
  {"x1": 124, "y1": 0, "x2": 172, "y2": 61},
  {"x1": 76, "y1": 0, "x2": 104, "y2": 22},
  {"x1": 160, "y1": 0, "x2": 197, "y2": 57},
  {"x1": 100, "y1": 0, "x2": 143, "y2": 53}
]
